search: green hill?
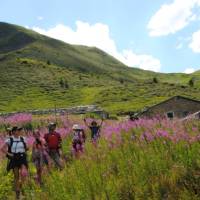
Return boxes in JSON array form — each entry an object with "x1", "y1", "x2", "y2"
[{"x1": 0, "y1": 22, "x2": 200, "y2": 114}]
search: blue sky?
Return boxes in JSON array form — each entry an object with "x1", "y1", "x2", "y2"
[{"x1": 1, "y1": 0, "x2": 200, "y2": 73}]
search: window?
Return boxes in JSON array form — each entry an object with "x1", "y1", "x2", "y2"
[{"x1": 167, "y1": 112, "x2": 174, "y2": 119}]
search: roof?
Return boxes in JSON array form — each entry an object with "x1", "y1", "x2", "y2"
[
  {"x1": 138, "y1": 96, "x2": 200, "y2": 116},
  {"x1": 181, "y1": 110, "x2": 200, "y2": 121}
]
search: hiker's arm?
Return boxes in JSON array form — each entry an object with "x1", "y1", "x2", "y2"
[
  {"x1": 83, "y1": 118, "x2": 90, "y2": 127},
  {"x1": 44, "y1": 134, "x2": 48, "y2": 147},
  {"x1": 31, "y1": 143, "x2": 36, "y2": 158},
  {"x1": 24, "y1": 137, "x2": 29, "y2": 151},
  {"x1": 58, "y1": 134, "x2": 62, "y2": 149},
  {"x1": 82, "y1": 130, "x2": 86, "y2": 141},
  {"x1": 1, "y1": 143, "x2": 12, "y2": 157},
  {"x1": 99, "y1": 118, "x2": 104, "y2": 128}
]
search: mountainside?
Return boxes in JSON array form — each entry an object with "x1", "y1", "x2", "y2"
[{"x1": 0, "y1": 22, "x2": 200, "y2": 114}]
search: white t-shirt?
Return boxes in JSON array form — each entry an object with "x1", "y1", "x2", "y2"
[{"x1": 5, "y1": 136, "x2": 26, "y2": 153}]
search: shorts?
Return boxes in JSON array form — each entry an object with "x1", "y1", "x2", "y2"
[{"x1": 7, "y1": 153, "x2": 28, "y2": 171}]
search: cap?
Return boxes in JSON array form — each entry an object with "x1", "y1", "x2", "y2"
[
  {"x1": 48, "y1": 122, "x2": 56, "y2": 128},
  {"x1": 72, "y1": 124, "x2": 81, "y2": 130}
]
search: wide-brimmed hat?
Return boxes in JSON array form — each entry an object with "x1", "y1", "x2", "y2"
[{"x1": 6, "y1": 127, "x2": 12, "y2": 131}]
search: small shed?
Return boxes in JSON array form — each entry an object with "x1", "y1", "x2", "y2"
[{"x1": 138, "y1": 96, "x2": 200, "y2": 119}]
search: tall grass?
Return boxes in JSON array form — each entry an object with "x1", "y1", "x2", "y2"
[{"x1": 1, "y1": 117, "x2": 200, "y2": 199}]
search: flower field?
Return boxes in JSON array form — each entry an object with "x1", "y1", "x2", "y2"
[{"x1": 0, "y1": 114, "x2": 200, "y2": 199}]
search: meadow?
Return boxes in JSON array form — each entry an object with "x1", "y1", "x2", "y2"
[
  {"x1": 2, "y1": 22, "x2": 200, "y2": 115},
  {"x1": 0, "y1": 114, "x2": 200, "y2": 199}
]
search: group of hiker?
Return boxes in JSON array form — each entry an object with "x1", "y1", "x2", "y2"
[{"x1": 1, "y1": 118, "x2": 104, "y2": 199}]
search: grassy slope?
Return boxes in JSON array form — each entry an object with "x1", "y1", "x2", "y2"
[{"x1": 0, "y1": 22, "x2": 200, "y2": 114}]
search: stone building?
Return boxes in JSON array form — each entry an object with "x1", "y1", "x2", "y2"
[{"x1": 138, "y1": 96, "x2": 200, "y2": 119}]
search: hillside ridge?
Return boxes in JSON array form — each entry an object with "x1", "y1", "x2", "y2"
[{"x1": 0, "y1": 22, "x2": 200, "y2": 113}]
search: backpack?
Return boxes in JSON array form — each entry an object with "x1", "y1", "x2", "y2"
[
  {"x1": 35, "y1": 138, "x2": 42, "y2": 146},
  {"x1": 73, "y1": 132, "x2": 81, "y2": 143},
  {"x1": 7, "y1": 137, "x2": 27, "y2": 158},
  {"x1": 45, "y1": 132, "x2": 61, "y2": 150}
]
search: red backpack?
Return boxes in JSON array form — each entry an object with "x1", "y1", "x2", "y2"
[{"x1": 44, "y1": 132, "x2": 61, "y2": 150}]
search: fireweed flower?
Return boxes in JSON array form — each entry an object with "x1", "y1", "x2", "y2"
[{"x1": 140, "y1": 132, "x2": 154, "y2": 142}]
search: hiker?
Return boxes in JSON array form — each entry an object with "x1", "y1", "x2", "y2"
[
  {"x1": 1, "y1": 126, "x2": 28, "y2": 199},
  {"x1": 84, "y1": 118, "x2": 104, "y2": 142},
  {"x1": 71, "y1": 124, "x2": 86, "y2": 157},
  {"x1": 44, "y1": 122, "x2": 64, "y2": 170},
  {"x1": 32, "y1": 130, "x2": 50, "y2": 185}
]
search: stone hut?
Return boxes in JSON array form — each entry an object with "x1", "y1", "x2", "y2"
[{"x1": 138, "y1": 96, "x2": 200, "y2": 119}]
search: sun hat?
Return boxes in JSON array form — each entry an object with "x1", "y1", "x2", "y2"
[{"x1": 72, "y1": 124, "x2": 81, "y2": 130}]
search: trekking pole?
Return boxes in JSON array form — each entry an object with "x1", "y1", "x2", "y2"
[{"x1": 54, "y1": 104, "x2": 58, "y2": 124}]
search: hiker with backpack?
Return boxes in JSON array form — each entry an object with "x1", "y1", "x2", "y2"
[
  {"x1": 44, "y1": 122, "x2": 64, "y2": 170},
  {"x1": 84, "y1": 118, "x2": 104, "y2": 142},
  {"x1": 1, "y1": 126, "x2": 28, "y2": 199},
  {"x1": 32, "y1": 130, "x2": 50, "y2": 185},
  {"x1": 71, "y1": 124, "x2": 86, "y2": 157}
]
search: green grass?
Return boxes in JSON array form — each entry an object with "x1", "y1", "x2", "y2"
[{"x1": 1, "y1": 22, "x2": 200, "y2": 114}]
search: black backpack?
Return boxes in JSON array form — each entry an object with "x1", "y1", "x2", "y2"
[{"x1": 7, "y1": 137, "x2": 27, "y2": 158}]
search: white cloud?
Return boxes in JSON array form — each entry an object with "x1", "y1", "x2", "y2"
[
  {"x1": 117, "y1": 50, "x2": 161, "y2": 72},
  {"x1": 37, "y1": 16, "x2": 44, "y2": 21},
  {"x1": 148, "y1": 0, "x2": 200, "y2": 37},
  {"x1": 184, "y1": 68, "x2": 195, "y2": 74},
  {"x1": 32, "y1": 21, "x2": 161, "y2": 72},
  {"x1": 189, "y1": 29, "x2": 200, "y2": 52}
]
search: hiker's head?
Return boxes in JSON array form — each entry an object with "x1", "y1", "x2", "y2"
[
  {"x1": 12, "y1": 126, "x2": 22, "y2": 137},
  {"x1": 48, "y1": 122, "x2": 56, "y2": 132},
  {"x1": 11, "y1": 126, "x2": 18, "y2": 135},
  {"x1": 17, "y1": 127, "x2": 23, "y2": 136},
  {"x1": 33, "y1": 130, "x2": 40, "y2": 138},
  {"x1": 72, "y1": 124, "x2": 81, "y2": 131},
  {"x1": 91, "y1": 121, "x2": 97, "y2": 126}
]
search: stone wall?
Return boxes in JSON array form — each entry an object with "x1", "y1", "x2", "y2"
[{"x1": 0, "y1": 105, "x2": 109, "y2": 118}]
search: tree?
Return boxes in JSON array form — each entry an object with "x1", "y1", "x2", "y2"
[
  {"x1": 59, "y1": 78, "x2": 69, "y2": 89},
  {"x1": 119, "y1": 79, "x2": 124, "y2": 84},
  {"x1": 64, "y1": 80, "x2": 69, "y2": 89},
  {"x1": 189, "y1": 78, "x2": 194, "y2": 87},
  {"x1": 59, "y1": 79, "x2": 64, "y2": 88},
  {"x1": 47, "y1": 60, "x2": 51, "y2": 65},
  {"x1": 153, "y1": 77, "x2": 158, "y2": 84}
]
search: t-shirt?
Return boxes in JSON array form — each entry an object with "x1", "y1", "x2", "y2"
[
  {"x1": 5, "y1": 136, "x2": 26, "y2": 153},
  {"x1": 44, "y1": 132, "x2": 61, "y2": 149},
  {"x1": 89, "y1": 126, "x2": 100, "y2": 139}
]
